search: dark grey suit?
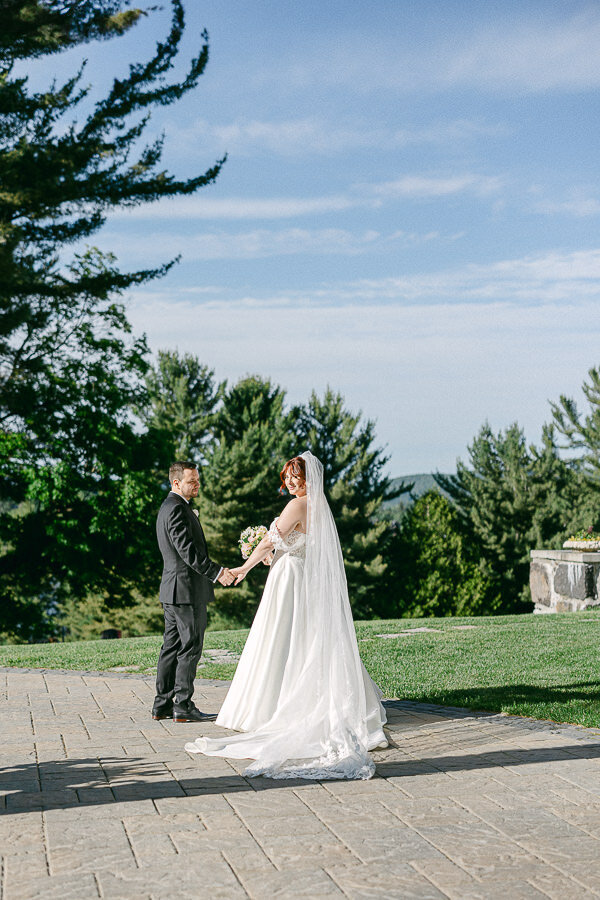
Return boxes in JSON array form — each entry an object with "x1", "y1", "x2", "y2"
[{"x1": 153, "y1": 492, "x2": 222, "y2": 715}]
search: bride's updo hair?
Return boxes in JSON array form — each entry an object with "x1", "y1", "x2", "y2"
[{"x1": 279, "y1": 456, "x2": 306, "y2": 494}]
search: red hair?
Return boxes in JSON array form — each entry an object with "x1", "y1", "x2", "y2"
[{"x1": 279, "y1": 456, "x2": 306, "y2": 493}]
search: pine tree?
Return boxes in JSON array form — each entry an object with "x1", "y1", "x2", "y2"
[
  {"x1": 199, "y1": 376, "x2": 295, "y2": 627},
  {"x1": 436, "y1": 422, "x2": 575, "y2": 612},
  {"x1": 140, "y1": 350, "x2": 222, "y2": 463},
  {"x1": 0, "y1": 1, "x2": 225, "y2": 638},
  {"x1": 294, "y1": 389, "x2": 409, "y2": 618},
  {"x1": 550, "y1": 366, "x2": 600, "y2": 528},
  {"x1": 1, "y1": 0, "x2": 224, "y2": 439}
]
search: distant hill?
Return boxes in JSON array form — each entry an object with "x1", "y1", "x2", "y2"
[{"x1": 384, "y1": 473, "x2": 452, "y2": 507}]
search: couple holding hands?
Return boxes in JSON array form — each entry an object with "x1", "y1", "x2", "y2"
[{"x1": 152, "y1": 454, "x2": 387, "y2": 781}]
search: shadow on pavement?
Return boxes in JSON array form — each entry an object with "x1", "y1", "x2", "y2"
[{"x1": 4, "y1": 741, "x2": 600, "y2": 814}]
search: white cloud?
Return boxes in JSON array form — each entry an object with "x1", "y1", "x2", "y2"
[
  {"x1": 276, "y1": 9, "x2": 600, "y2": 95},
  {"x1": 123, "y1": 247, "x2": 600, "y2": 307},
  {"x1": 445, "y1": 10, "x2": 600, "y2": 92},
  {"x1": 533, "y1": 196, "x2": 600, "y2": 218},
  {"x1": 167, "y1": 116, "x2": 507, "y2": 157},
  {"x1": 99, "y1": 227, "x2": 457, "y2": 261},
  {"x1": 369, "y1": 174, "x2": 504, "y2": 199},
  {"x1": 308, "y1": 248, "x2": 600, "y2": 306},
  {"x1": 110, "y1": 170, "x2": 502, "y2": 223},
  {"x1": 112, "y1": 193, "x2": 375, "y2": 221}
]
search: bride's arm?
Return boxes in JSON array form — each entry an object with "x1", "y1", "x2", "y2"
[
  {"x1": 231, "y1": 498, "x2": 306, "y2": 584},
  {"x1": 237, "y1": 533, "x2": 275, "y2": 574}
]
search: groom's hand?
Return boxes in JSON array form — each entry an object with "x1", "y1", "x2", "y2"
[{"x1": 217, "y1": 567, "x2": 235, "y2": 587}]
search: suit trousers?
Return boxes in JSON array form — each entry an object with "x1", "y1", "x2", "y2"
[{"x1": 154, "y1": 602, "x2": 207, "y2": 712}]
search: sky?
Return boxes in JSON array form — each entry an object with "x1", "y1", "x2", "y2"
[{"x1": 25, "y1": 0, "x2": 600, "y2": 475}]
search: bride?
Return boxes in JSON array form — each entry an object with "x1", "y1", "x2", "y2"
[{"x1": 184, "y1": 450, "x2": 387, "y2": 780}]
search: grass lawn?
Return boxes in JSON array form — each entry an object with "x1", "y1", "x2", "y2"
[{"x1": 3, "y1": 612, "x2": 600, "y2": 728}]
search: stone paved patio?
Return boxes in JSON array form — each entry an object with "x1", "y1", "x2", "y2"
[{"x1": 3, "y1": 668, "x2": 600, "y2": 898}]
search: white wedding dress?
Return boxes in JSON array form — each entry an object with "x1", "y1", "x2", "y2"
[{"x1": 185, "y1": 452, "x2": 387, "y2": 780}]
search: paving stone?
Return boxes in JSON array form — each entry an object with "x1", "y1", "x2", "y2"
[
  {"x1": 520, "y1": 834, "x2": 600, "y2": 863},
  {"x1": 97, "y1": 857, "x2": 246, "y2": 899},
  {"x1": 4, "y1": 850, "x2": 49, "y2": 880},
  {"x1": 238, "y1": 866, "x2": 343, "y2": 898},
  {"x1": 441, "y1": 883, "x2": 548, "y2": 900},
  {"x1": 4, "y1": 871, "x2": 100, "y2": 900},
  {"x1": 127, "y1": 830, "x2": 179, "y2": 865},
  {"x1": 228, "y1": 791, "x2": 316, "y2": 819},
  {"x1": 222, "y1": 844, "x2": 277, "y2": 875},
  {"x1": 243, "y1": 814, "x2": 330, "y2": 838},
  {"x1": 411, "y1": 856, "x2": 478, "y2": 890},
  {"x1": 122, "y1": 811, "x2": 204, "y2": 834},
  {"x1": 326, "y1": 823, "x2": 445, "y2": 863},
  {"x1": 527, "y1": 869, "x2": 595, "y2": 899},
  {"x1": 170, "y1": 825, "x2": 259, "y2": 856},
  {"x1": 0, "y1": 816, "x2": 45, "y2": 850},
  {"x1": 326, "y1": 861, "x2": 447, "y2": 898}
]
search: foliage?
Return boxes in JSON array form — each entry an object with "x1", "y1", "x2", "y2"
[
  {"x1": 199, "y1": 375, "x2": 295, "y2": 625},
  {"x1": 0, "y1": 0, "x2": 224, "y2": 639},
  {"x1": 551, "y1": 365, "x2": 600, "y2": 484},
  {"x1": 567, "y1": 526, "x2": 600, "y2": 542},
  {"x1": 0, "y1": 1, "x2": 146, "y2": 60},
  {"x1": 294, "y1": 389, "x2": 410, "y2": 618},
  {"x1": 140, "y1": 350, "x2": 222, "y2": 463},
  {"x1": 550, "y1": 365, "x2": 600, "y2": 532},
  {"x1": 436, "y1": 422, "x2": 577, "y2": 613},
  {"x1": 0, "y1": 251, "x2": 165, "y2": 640},
  {"x1": 392, "y1": 491, "x2": 493, "y2": 618},
  {"x1": 59, "y1": 592, "x2": 164, "y2": 642}
]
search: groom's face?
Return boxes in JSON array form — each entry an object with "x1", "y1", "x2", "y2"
[{"x1": 175, "y1": 467, "x2": 200, "y2": 502}]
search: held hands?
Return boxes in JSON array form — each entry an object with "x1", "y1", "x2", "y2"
[
  {"x1": 229, "y1": 566, "x2": 247, "y2": 585},
  {"x1": 223, "y1": 551, "x2": 273, "y2": 587},
  {"x1": 217, "y1": 567, "x2": 236, "y2": 587}
]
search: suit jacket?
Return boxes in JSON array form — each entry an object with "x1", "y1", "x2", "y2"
[{"x1": 156, "y1": 492, "x2": 221, "y2": 606}]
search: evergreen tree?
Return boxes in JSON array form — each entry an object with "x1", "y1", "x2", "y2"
[
  {"x1": 0, "y1": 1, "x2": 225, "y2": 638},
  {"x1": 551, "y1": 365, "x2": 600, "y2": 482},
  {"x1": 199, "y1": 376, "x2": 295, "y2": 627},
  {"x1": 1, "y1": 0, "x2": 224, "y2": 440},
  {"x1": 294, "y1": 389, "x2": 409, "y2": 618},
  {"x1": 140, "y1": 350, "x2": 222, "y2": 463},
  {"x1": 436, "y1": 422, "x2": 575, "y2": 612},
  {"x1": 550, "y1": 366, "x2": 600, "y2": 527},
  {"x1": 394, "y1": 491, "x2": 493, "y2": 618}
]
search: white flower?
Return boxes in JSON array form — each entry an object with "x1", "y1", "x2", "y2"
[{"x1": 193, "y1": 509, "x2": 199, "y2": 518}]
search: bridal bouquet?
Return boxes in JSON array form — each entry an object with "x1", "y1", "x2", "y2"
[{"x1": 239, "y1": 525, "x2": 268, "y2": 559}]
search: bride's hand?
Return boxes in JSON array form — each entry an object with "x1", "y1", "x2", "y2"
[{"x1": 230, "y1": 566, "x2": 247, "y2": 585}]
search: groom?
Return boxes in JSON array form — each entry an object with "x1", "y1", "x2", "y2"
[{"x1": 152, "y1": 460, "x2": 235, "y2": 723}]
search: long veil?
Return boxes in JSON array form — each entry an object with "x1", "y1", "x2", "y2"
[{"x1": 185, "y1": 450, "x2": 386, "y2": 780}]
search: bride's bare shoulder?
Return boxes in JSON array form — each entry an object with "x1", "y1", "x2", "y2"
[
  {"x1": 281, "y1": 496, "x2": 306, "y2": 516},
  {"x1": 277, "y1": 496, "x2": 307, "y2": 532}
]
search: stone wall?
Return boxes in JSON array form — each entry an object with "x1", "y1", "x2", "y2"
[{"x1": 530, "y1": 550, "x2": 600, "y2": 613}]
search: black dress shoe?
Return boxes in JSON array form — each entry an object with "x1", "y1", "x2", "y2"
[
  {"x1": 173, "y1": 707, "x2": 217, "y2": 723},
  {"x1": 152, "y1": 707, "x2": 173, "y2": 720}
]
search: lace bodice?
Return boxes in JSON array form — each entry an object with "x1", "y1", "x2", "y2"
[{"x1": 268, "y1": 517, "x2": 306, "y2": 559}]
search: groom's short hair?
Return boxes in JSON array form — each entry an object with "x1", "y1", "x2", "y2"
[{"x1": 169, "y1": 460, "x2": 197, "y2": 484}]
